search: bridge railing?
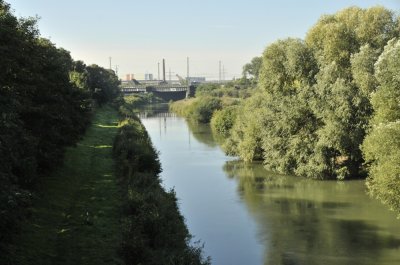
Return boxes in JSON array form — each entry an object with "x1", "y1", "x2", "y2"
[
  {"x1": 152, "y1": 87, "x2": 187, "y2": 92},
  {"x1": 121, "y1": 87, "x2": 147, "y2": 93},
  {"x1": 120, "y1": 84, "x2": 188, "y2": 93}
]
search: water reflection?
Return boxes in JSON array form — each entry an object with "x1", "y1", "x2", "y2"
[
  {"x1": 186, "y1": 120, "x2": 218, "y2": 148},
  {"x1": 138, "y1": 104, "x2": 218, "y2": 148},
  {"x1": 224, "y1": 160, "x2": 400, "y2": 265}
]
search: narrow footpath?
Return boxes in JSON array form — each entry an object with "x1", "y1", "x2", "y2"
[{"x1": 12, "y1": 106, "x2": 122, "y2": 265}]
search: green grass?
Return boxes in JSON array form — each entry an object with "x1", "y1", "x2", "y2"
[{"x1": 9, "y1": 106, "x2": 123, "y2": 265}]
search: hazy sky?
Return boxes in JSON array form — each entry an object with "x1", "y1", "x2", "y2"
[{"x1": 6, "y1": 0, "x2": 400, "y2": 80}]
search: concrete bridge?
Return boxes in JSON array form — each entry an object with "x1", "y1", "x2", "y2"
[{"x1": 120, "y1": 83, "x2": 196, "y2": 101}]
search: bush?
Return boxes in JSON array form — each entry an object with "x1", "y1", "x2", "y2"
[
  {"x1": 189, "y1": 97, "x2": 222, "y2": 123},
  {"x1": 211, "y1": 105, "x2": 238, "y2": 137}
]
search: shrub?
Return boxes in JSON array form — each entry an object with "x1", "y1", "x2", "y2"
[
  {"x1": 189, "y1": 97, "x2": 222, "y2": 123},
  {"x1": 211, "y1": 105, "x2": 238, "y2": 137}
]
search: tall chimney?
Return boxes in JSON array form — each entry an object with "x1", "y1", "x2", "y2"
[{"x1": 162, "y1": 59, "x2": 166, "y2": 82}]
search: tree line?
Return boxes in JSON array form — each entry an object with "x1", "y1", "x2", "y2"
[
  {"x1": 0, "y1": 0, "x2": 120, "y2": 252},
  {"x1": 172, "y1": 6, "x2": 400, "y2": 216}
]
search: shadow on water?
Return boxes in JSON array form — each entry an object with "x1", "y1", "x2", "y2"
[
  {"x1": 223, "y1": 160, "x2": 400, "y2": 265},
  {"x1": 186, "y1": 120, "x2": 218, "y2": 148}
]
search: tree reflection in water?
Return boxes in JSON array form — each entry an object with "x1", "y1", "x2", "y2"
[{"x1": 223, "y1": 160, "x2": 400, "y2": 265}]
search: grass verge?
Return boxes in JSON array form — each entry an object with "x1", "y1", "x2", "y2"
[{"x1": 6, "y1": 106, "x2": 122, "y2": 265}]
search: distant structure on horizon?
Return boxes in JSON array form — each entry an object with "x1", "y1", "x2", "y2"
[
  {"x1": 187, "y1": 77, "x2": 206, "y2": 83},
  {"x1": 125, "y1": 74, "x2": 135, "y2": 81},
  {"x1": 125, "y1": 73, "x2": 154, "y2": 81},
  {"x1": 145, "y1": 73, "x2": 153, "y2": 81}
]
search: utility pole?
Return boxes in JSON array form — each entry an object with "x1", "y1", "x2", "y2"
[
  {"x1": 222, "y1": 65, "x2": 225, "y2": 81},
  {"x1": 186, "y1": 57, "x2": 190, "y2": 98},
  {"x1": 158, "y1": 62, "x2": 160, "y2": 81},
  {"x1": 219, "y1": 60, "x2": 222, "y2": 83},
  {"x1": 115, "y1": 65, "x2": 119, "y2": 76},
  {"x1": 109, "y1": 57, "x2": 112, "y2": 70}
]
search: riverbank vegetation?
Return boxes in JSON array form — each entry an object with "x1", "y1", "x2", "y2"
[
  {"x1": 169, "y1": 80, "x2": 252, "y2": 123},
  {"x1": 114, "y1": 100, "x2": 210, "y2": 265},
  {"x1": 0, "y1": 0, "x2": 120, "y2": 259},
  {"x1": 171, "y1": 6, "x2": 400, "y2": 216}
]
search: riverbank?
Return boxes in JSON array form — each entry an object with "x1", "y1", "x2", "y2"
[
  {"x1": 115, "y1": 99, "x2": 210, "y2": 265},
  {"x1": 5, "y1": 103, "x2": 209, "y2": 265}
]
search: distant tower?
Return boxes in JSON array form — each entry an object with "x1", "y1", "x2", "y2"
[{"x1": 162, "y1": 59, "x2": 166, "y2": 82}]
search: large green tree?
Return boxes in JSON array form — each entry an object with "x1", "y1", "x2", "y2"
[
  {"x1": 87, "y1": 64, "x2": 120, "y2": 105},
  {"x1": 304, "y1": 6, "x2": 399, "y2": 179},
  {"x1": 225, "y1": 6, "x2": 399, "y2": 180},
  {"x1": 362, "y1": 38, "x2": 400, "y2": 216},
  {"x1": 0, "y1": 0, "x2": 119, "y2": 254},
  {"x1": 226, "y1": 38, "x2": 319, "y2": 173}
]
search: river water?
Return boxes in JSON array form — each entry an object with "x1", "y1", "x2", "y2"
[{"x1": 139, "y1": 105, "x2": 400, "y2": 265}]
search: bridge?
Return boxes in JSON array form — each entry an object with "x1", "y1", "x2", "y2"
[
  {"x1": 120, "y1": 83, "x2": 196, "y2": 101},
  {"x1": 136, "y1": 112, "x2": 178, "y2": 119}
]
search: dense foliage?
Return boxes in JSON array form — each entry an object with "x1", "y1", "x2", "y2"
[
  {"x1": 362, "y1": 39, "x2": 400, "y2": 216},
  {"x1": 113, "y1": 107, "x2": 210, "y2": 265},
  {"x1": 225, "y1": 6, "x2": 399, "y2": 181},
  {"x1": 0, "y1": 0, "x2": 119, "y2": 254},
  {"x1": 170, "y1": 78, "x2": 255, "y2": 126},
  {"x1": 170, "y1": 96, "x2": 223, "y2": 123},
  {"x1": 210, "y1": 106, "x2": 238, "y2": 137},
  {"x1": 195, "y1": 81, "x2": 254, "y2": 98}
]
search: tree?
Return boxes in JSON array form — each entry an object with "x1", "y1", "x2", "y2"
[
  {"x1": 242, "y1": 56, "x2": 262, "y2": 81},
  {"x1": 227, "y1": 39, "x2": 320, "y2": 175},
  {"x1": 362, "y1": 38, "x2": 400, "y2": 216},
  {"x1": 225, "y1": 7, "x2": 399, "y2": 180},
  {"x1": 87, "y1": 64, "x2": 120, "y2": 105},
  {"x1": 350, "y1": 44, "x2": 381, "y2": 96},
  {"x1": 305, "y1": 6, "x2": 399, "y2": 179},
  {"x1": 306, "y1": 6, "x2": 398, "y2": 71}
]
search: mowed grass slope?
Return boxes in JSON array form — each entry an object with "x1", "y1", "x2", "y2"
[{"x1": 9, "y1": 106, "x2": 122, "y2": 265}]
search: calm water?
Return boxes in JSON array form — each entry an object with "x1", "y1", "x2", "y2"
[{"x1": 139, "y1": 105, "x2": 400, "y2": 265}]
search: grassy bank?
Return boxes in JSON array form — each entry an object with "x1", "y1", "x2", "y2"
[
  {"x1": 6, "y1": 106, "x2": 122, "y2": 265},
  {"x1": 114, "y1": 104, "x2": 210, "y2": 265},
  {"x1": 4, "y1": 102, "x2": 209, "y2": 265}
]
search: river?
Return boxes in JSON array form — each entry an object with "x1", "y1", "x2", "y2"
[{"x1": 139, "y1": 104, "x2": 400, "y2": 265}]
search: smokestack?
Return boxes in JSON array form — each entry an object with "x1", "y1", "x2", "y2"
[{"x1": 162, "y1": 59, "x2": 166, "y2": 82}]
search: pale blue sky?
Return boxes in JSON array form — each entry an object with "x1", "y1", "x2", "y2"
[{"x1": 6, "y1": 0, "x2": 400, "y2": 80}]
